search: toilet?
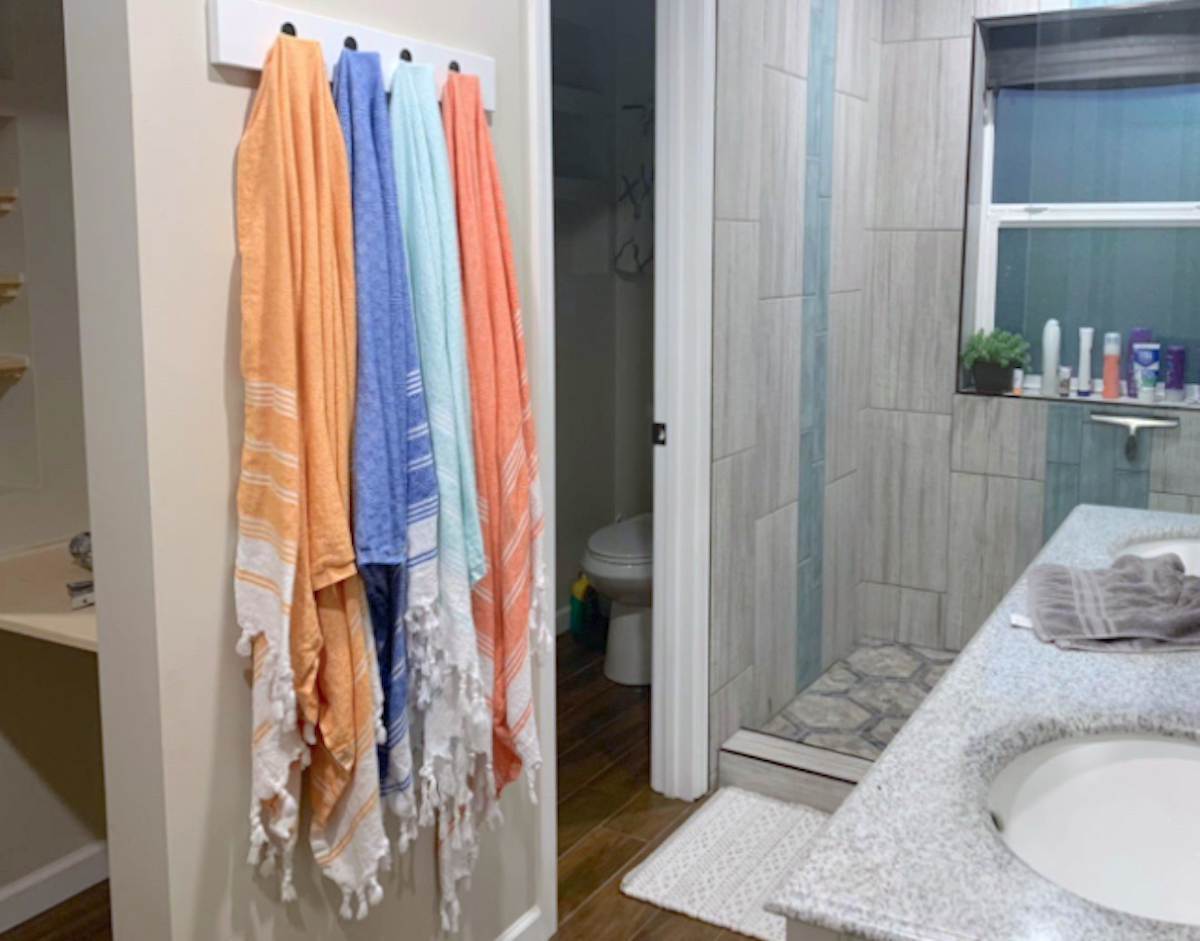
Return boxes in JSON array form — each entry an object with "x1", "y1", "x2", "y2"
[{"x1": 581, "y1": 513, "x2": 653, "y2": 686}]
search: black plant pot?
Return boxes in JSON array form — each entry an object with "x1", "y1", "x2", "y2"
[{"x1": 972, "y1": 361, "x2": 1014, "y2": 395}]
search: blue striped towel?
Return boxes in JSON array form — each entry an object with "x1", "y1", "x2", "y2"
[{"x1": 334, "y1": 49, "x2": 438, "y2": 849}]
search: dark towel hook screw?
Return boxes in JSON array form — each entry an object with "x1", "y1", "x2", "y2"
[
  {"x1": 344, "y1": 36, "x2": 357, "y2": 49},
  {"x1": 448, "y1": 60, "x2": 460, "y2": 72},
  {"x1": 400, "y1": 48, "x2": 413, "y2": 61},
  {"x1": 280, "y1": 21, "x2": 296, "y2": 35}
]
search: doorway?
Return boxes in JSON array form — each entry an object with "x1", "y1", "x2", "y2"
[{"x1": 544, "y1": 0, "x2": 717, "y2": 932}]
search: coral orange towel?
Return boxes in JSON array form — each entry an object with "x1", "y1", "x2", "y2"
[
  {"x1": 443, "y1": 72, "x2": 550, "y2": 807},
  {"x1": 234, "y1": 34, "x2": 386, "y2": 918}
]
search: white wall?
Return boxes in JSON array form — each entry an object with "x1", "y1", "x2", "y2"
[{"x1": 64, "y1": 0, "x2": 550, "y2": 938}]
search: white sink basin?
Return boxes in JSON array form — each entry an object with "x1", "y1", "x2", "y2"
[
  {"x1": 990, "y1": 734, "x2": 1200, "y2": 926},
  {"x1": 1121, "y1": 537, "x2": 1200, "y2": 575}
]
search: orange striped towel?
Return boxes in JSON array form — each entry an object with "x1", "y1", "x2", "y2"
[
  {"x1": 235, "y1": 34, "x2": 386, "y2": 918},
  {"x1": 443, "y1": 72, "x2": 550, "y2": 808}
]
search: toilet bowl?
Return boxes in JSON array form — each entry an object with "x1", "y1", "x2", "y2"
[{"x1": 581, "y1": 513, "x2": 652, "y2": 686}]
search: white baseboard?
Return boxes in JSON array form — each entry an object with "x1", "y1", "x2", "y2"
[
  {"x1": 495, "y1": 904, "x2": 549, "y2": 941},
  {"x1": 0, "y1": 840, "x2": 108, "y2": 933},
  {"x1": 555, "y1": 604, "x2": 570, "y2": 636}
]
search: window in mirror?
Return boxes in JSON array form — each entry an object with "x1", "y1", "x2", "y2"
[{"x1": 962, "y1": 1, "x2": 1200, "y2": 404}]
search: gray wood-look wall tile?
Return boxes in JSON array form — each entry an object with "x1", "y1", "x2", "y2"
[
  {"x1": 950, "y1": 395, "x2": 1047, "y2": 479},
  {"x1": 950, "y1": 394, "x2": 990, "y2": 475},
  {"x1": 944, "y1": 472, "x2": 1035, "y2": 649},
  {"x1": 858, "y1": 581, "x2": 899, "y2": 641},
  {"x1": 1150, "y1": 492, "x2": 1200, "y2": 514},
  {"x1": 860, "y1": 409, "x2": 952, "y2": 592},
  {"x1": 758, "y1": 298, "x2": 803, "y2": 511},
  {"x1": 835, "y1": 0, "x2": 879, "y2": 99},
  {"x1": 855, "y1": 583, "x2": 939, "y2": 648},
  {"x1": 756, "y1": 502, "x2": 800, "y2": 720},
  {"x1": 980, "y1": 474, "x2": 1021, "y2": 629},
  {"x1": 823, "y1": 472, "x2": 860, "y2": 664},
  {"x1": 709, "y1": 665, "x2": 758, "y2": 787},
  {"x1": 862, "y1": 45, "x2": 882, "y2": 231},
  {"x1": 975, "y1": 0, "x2": 1040, "y2": 16},
  {"x1": 711, "y1": 449, "x2": 760, "y2": 692},
  {"x1": 867, "y1": 231, "x2": 962, "y2": 415},
  {"x1": 764, "y1": 0, "x2": 810, "y2": 78},
  {"x1": 984, "y1": 399, "x2": 1023, "y2": 478},
  {"x1": 896, "y1": 587, "x2": 943, "y2": 648},
  {"x1": 883, "y1": 0, "x2": 972, "y2": 42},
  {"x1": 760, "y1": 67, "x2": 807, "y2": 297},
  {"x1": 713, "y1": 222, "x2": 761, "y2": 459},
  {"x1": 716, "y1": 0, "x2": 766, "y2": 220},
  {"x1": 826, "y1": 291, "x2": 863, "y2": 483},
  {"x1": 1017, "y1": 399, "x2": 1049, "y2": 481},
  {"x1": 831, "y1": 94, "x2": 869, "y2": 293},
  {"x1": 874, "y1": 39, "x2": 970, "y2": 230},
  {"x1": 1150, "y1": 413, "x2": 1200, "y2": 497},
  {"x1": 1016, "y1": 478, "x2": 1046, "y2": 572},
  {"x1": 944, "y1": 471, "x2": 987, "y2": 650}
]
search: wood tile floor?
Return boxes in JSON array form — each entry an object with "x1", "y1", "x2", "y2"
[
  {"x1": 5, "y1": 639, "x2": 736, "y2": 941},
  {"x1": 553, "y1": 634, "x2": 750, "y2": 941},
  {"x1": 0, "y1": 882, "x2": 111, "y2": 941}
]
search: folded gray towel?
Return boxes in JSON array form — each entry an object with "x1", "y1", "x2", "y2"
[{"x1": 1021, "y1": 553, "x2": 1200, "y2": 652}]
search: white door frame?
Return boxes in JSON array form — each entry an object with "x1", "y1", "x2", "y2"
[
  {"x1": 524, "y1": 0, "x2": 559, "y2": 937},
  {"x1": 650, "y1": 0, "x2": 715, "y2": 802}
]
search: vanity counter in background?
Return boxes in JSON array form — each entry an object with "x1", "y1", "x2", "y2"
[{"x1": 0, "y1": 541, "x2": 96, "y2": 652}]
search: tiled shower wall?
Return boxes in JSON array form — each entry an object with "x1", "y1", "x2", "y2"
[
  {"x1": 708, "y1": 0, "x2": 1200, "y2": 769},
  {"x1": 820, "y1": 0, "x2": 880, "y2": 670},
  {"x1": 708, "y1": 0, "x2": 809, "y2": 777},
  {"x1": 855, "y1": 0, "x2": 1200, "y2": 654}
]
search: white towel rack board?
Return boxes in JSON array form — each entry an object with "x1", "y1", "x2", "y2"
[{"x1": 207, "y1": 0, "x2": 498, "y2": 112}]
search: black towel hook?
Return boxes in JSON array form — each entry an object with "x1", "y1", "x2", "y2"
[
  {"x1": 344, "y1": 36, "x2": 357, "y2": 49},
  {"x1": 280, "y1": 21, "x2": 296, "y2": 35},
  {"x1": 448, "y1": 60, "x2": 460, "y2": 72},
  {"x1": 400, "y1": 48, "x2": 413, "y2": 61}
]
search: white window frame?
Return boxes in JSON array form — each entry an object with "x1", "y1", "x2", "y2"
[{"x1": 970, "y1": 88, "x2": 1200, "y2": 339}]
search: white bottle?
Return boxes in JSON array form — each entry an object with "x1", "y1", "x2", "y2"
[
  {"x1": 1042, "y1": 319, "x2": 1061, "y2": 397},
  {"x1": 1078, "y1": 327, "x2": 1094, "y2": 398}
]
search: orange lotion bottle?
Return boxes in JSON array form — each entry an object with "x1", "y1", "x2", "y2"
[{"x1": 1102, "y1": 331, "x2": 1121, "y2": 399}]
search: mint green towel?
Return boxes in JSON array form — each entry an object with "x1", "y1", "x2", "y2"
[{"x1": 390, "y1": 64, "x2": 492, "y2": 924}]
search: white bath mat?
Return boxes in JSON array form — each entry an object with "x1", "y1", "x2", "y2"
[{"x1": 620, "y1": 787, "x2": 829, "y2": 941}]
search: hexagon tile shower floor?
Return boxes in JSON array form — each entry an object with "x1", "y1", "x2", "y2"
[{"x1": 758, "y1": 640, "x2": 957, "y2": 760}]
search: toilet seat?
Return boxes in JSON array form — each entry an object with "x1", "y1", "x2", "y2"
[{"x1": 586, "y1": 513, "x2": 652, "y2": 565}]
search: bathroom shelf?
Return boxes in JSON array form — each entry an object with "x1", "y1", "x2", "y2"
[
  {"x1": 0, "y1": 352, "x2": 29, "y2": 379},
  {"x1": 0, "y1": 274, "x2": 22, "y2": 302},
  {"x1": 0, "y1": 541, "x2": 97, "y2": 653},
  {"x1": 0, "y1": 187, "x2": 16, "y2": 214}
]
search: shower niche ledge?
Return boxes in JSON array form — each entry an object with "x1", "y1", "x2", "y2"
[{"x1": 957, "y1": 388, "x2": 1200, "y2": 413}]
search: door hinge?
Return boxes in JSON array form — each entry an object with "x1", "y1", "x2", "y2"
[{"x1": 652, "y1": 422, "x2": 667, "y2": 446}]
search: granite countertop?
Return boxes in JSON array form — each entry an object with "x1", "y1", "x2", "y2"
[{"x1": 767, "y1": 505, "x2": 1200, "y2": 941}]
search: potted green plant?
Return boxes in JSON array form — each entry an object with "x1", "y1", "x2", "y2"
[{"x1": 961, "y1": 329, "x2": 1030, "y2": 395}]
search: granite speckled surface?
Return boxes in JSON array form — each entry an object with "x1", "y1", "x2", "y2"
[{"x1": 766, "y1": 505, "x2": 1200, "y2": 941}]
